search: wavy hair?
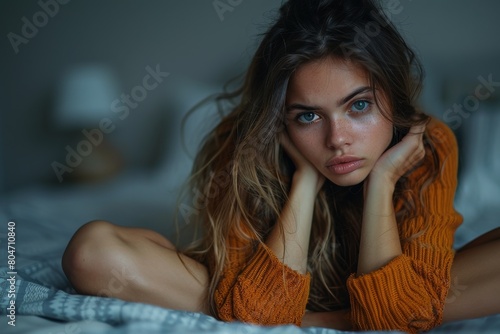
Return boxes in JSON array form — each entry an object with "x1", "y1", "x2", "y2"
[{"x1": 178, "y1": 0, "x2": 440, "y2": 314}]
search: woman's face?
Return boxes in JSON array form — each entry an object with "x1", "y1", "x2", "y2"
[{"x1": 285, "y1": 57, "x2": 393, "y2": 187}]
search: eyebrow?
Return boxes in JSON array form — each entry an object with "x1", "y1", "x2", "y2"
[{"x1": 286, "y1": 86, "x2": 372, "y2": 112}]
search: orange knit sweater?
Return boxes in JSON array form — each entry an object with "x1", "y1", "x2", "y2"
[{"x1": 213, "y1": 118, "x2": 463, "y2": 332}]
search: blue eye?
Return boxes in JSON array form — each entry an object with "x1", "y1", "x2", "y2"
[
  {"x1": 351, "y1": 100, "x2": 371, "y2": 113},
  {"x1": 296, "y1": 112, "x2": 319, "y2": 124}
]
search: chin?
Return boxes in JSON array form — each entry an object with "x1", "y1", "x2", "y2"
[
  {"x1": 325, "y1": 170, "x2": 369, "y2": 187},
  {"x1": 329, "y1": 179, "x2": 362, "y2": 187}
]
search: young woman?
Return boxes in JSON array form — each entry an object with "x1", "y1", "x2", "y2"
[{"x1": 62, "y1": 0, "x2": 500, "y2": 332}]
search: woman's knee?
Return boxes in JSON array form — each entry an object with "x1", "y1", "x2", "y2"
[{"x1": 62, "y1": 220, "x2": 123, "y2": 294}]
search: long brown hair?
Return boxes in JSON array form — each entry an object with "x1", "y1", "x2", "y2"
[{"x1": 178, "y1": 0, "x2": 440, "y2": 315}]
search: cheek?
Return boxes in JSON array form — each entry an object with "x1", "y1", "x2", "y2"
[
  {"x1": 287, "y1": 127, "x2": 304, "y2": 150},
  {"x1": 381, "y1": 119, "x2": 394, "y2": 147},
  {"x1": 367, "y1": 118, "x2": 393, "y2": 152},
  {"x1": 287, "y1": 127, "x2": 321, "y2": 161}
]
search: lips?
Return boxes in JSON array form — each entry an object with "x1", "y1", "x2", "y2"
[{"x1": 326, "y1": 156, "x2": 364, "y2": 175}]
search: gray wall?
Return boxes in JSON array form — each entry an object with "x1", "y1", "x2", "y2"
[
  {"x1": 1, "y1": 0, "x2": 500, "y2": 194},
  {"x1": 1, "y1": 0, "x2": 282, "y2": 192}
]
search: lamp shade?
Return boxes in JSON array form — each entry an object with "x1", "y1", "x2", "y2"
[{"x1": 53, "y1": 65, "x2": 118, "y2": 128}]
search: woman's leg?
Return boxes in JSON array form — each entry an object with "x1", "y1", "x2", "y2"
[
  {"x1": 457, "y1": 227, "x2": 500, "y2": 252},
  {"x1": 62, "y1": 220, "x2": 209, "y2": 314},
  {"x1": 442, "y1": 227, "x2": 500, "y2": 323}
]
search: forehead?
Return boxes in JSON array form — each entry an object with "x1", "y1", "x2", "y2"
[{"x1": 287, "y1": 57, "x2": 370, "y2": 101}]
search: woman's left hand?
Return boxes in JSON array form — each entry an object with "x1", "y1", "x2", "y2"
[{"x1": 369, "y1": 123, "x2": 426, "y2": 185}]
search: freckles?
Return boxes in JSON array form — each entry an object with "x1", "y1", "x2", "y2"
[
  {"x1": 287, "y1": 127, "x2": 309, "y2": 151},
  {"x1": 298, "y1": 132, "x2": 318, "y2": 150},
  {"x1": 352, "y1": 116, "x2": 377, "y2": 136},
  {"x1": 364, "y1": 113, "x2": 391, "y2": 133},
  {"x1": 353, "y1": 114, "x2": 392, "y2": 149},
  {"x1": 288, "y1": 127, "x2": 323, "y2": 164}
]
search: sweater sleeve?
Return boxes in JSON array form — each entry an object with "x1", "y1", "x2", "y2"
[
  {"x1": 347, "y1": 118, "x2": 463, "y2": 333},
  {"x1": 214, "y1": 226, "x2": 311, "y2": 326}
]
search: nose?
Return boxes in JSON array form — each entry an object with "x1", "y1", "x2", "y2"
[{"x1": 326, "y1": 118, "x2": 351, "y2": 149}]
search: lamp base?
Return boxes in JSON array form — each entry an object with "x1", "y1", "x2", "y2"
[{"x1": 68, "y1": 140, "x2": 123, "y2": 183}]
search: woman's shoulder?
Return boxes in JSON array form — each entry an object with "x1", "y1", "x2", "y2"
[
  {"x1": 403, "y1": 115, "x2": 459, "y2": 191},
  {"x1": 417, "y1": 115, "x2": 460, "y2": 188},
  {"x1": 425, "y1": 116, "x2": 458, "y2": 156}
]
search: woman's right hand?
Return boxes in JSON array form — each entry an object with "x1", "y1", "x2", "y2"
[{"x1": 280, "y1": 130, "x2": 325, "y2": 193}]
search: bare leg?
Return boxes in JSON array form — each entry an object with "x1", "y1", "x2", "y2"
[
  {"x1": 442, "y1": 227, "x2": 500, "y2": 323},
  {"x1": 62, "y1": 220, "x2": 209, "y2": 314},
  {"x1": 457, "y1": 227, "x2": 500, "y2": 252}
]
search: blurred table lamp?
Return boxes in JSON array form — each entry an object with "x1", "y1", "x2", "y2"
[{"x1": 54, "y1": 65, "x2": 123, "y2": 182}]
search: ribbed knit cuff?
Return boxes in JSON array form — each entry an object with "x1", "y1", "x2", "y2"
[
  {"x1": 347, "y1": 255, "x2": 448, "y2": 333},
  {"x1": 231, "y1": 243, "x2": 311, "y2": 325}
]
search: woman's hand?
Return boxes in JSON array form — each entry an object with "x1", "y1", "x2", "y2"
[
  {"x1": 369, "y1": 123, "x2": 426, "y2": 186},
  {"x1": 280, "y1": 131, "x2": 325, "y2": 193}
]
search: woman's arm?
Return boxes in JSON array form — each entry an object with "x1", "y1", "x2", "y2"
[
  {"x1": 357, "y1": 123, "x2": 425, "y2": 275},
  {"x1": 357, "y1": 175, "x2": 401, "y2": 275},
  {"x1": 348, "y1": 120, "x2": 463, "y2": 333},
  {"x1": 214, "y1": 132, "x2": 323, "y2": 326},
  {"x1": 265, "y1": 171, "x2": 318, "y2": 274},
  {"x1": 266, "y1": 132, "x2": 324, "y2": 274}
]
